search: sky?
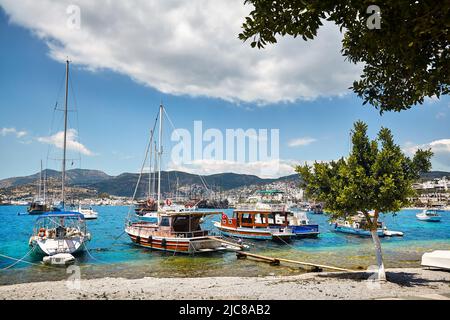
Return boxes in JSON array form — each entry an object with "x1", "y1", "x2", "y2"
[{"x1": 0, "y1": 1, "x2": 449, "y2": 180}]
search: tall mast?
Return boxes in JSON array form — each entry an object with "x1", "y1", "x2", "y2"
[
  {"x1": 153, "y1": 141, "x2": 157, "y2": 199},
  {"x1": 38, "y1": 160, "x2": 42, "y2": 200},
  {"x1": 157, "y1": 103, "x2": 163, "y2": 211},
  {"x1": 62, "y1": 60, "x2": 69, "y2": 209},
  {"x1": 148, "y1": 129, "x2": 153, "y2": 198},
  {"x1": 43, "y1": 165, "x2": 47, "y2": 204}
]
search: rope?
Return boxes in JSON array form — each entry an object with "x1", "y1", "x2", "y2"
[
  {"x1": 125, "y1": 111, "x2": 159, "y2": 223},
  {"x1": 0, "y1": 247, "x2": 38, "y2": 270},
  {"x1": 81, "y1": 243, "x2": 109, "y2": 265}
]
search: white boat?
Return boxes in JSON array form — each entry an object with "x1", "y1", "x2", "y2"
[
  {"x1": 29, "y1": 61, "x2": 91, "y2": 257},
  {"x1": 77, "y1": 205, "x2": 98, "y2": 220},
  {"x1": 421, "y1": 250, "x2": 450, "y2": 270},
  {"x1": 29, "y1": 211, "x2": 90, "y2": 255},
  {"x1": 331, "y1": 215, "x2": 384, "y2": 237},
  {"x1": 416, "y1": 209, "x2": 441, "y2": 222}
]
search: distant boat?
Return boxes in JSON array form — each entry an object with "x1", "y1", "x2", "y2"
[
  {"x1": 77, "y1": 205, "x2": 98, "y2": 220},
  {"x1": 416, "y1": 209, "x2": 441, "y2": 222},
  {"x1": 27, "y1": 160, "x2": 51, "y2": 215},
  {"x1": 308, "y1": 203, "x2": 324, "y2": 214}
]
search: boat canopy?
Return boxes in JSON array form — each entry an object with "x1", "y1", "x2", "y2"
[{"x1": 37, "y1": 211, "x2": 85, "y2": 220}]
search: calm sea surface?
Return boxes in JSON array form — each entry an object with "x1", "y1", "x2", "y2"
[{"x1": 1, "y1": 206, "x2": 449, "y2": 285}]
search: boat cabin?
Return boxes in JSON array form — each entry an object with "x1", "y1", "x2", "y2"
[
  {"x1": 32, "y1": 212, "x2": 87, "y2": 240},
  {"x1": 222, "y1": 210, "x2": 290, "y2": 229}
]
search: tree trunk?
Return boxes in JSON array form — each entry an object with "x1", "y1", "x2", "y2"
[{"x1": 370, "y1": 229, "x2": 386, "y2": 281}]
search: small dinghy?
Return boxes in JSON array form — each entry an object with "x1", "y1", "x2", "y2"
[
  {"x1": 42, "y1": 253, "x2": 75, "y2": 266},
  {"x1": 421, "y1": 250, "x2": 450, "y2": 270}
]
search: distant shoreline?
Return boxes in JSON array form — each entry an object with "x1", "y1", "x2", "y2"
[{"x1": 1, "y1": 268, "x2": 449, "y2": 300}]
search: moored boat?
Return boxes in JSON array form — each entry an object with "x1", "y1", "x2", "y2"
[
  {"x1": 125, "y1": 103, "x2": 241, "y2": 254},
  {"x1": 330, "y1": 215, "x2": 385, "y2": 237},
  {"x1": 126, "y1": 211, "x2": 233, "y2": 253},
  {"x1": 214, "y1": 210, "x2": 295, "y2": 241},
  {"x1": 28, "y1": 60, "x2": 91, "y2": 257},
  {"x1": 29, "y1": 211, "x2": 90, "y2": 255}
]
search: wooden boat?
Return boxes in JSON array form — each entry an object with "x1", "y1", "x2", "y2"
[
  {"x1": 126, "y1": 211, "x2": 234, "y2": 253},
  {"x1": 125, "y1": 103, "x2": 240, "y2": 254},
  {"x1": 214, "y1": 209, "x2": 295, "y2": 241},
  {"x1": 416, "y1": 209, "x2": 441, "y2": 222}
]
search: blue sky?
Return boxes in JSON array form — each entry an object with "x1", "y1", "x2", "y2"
[{"x1": 0, "y1": 3, "x2": 449, "y2": 179}]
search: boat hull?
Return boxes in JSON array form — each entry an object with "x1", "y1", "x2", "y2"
[
  {"x1": 290, "y1": 225, "x2": 320, "y2": 238},
  {"x1": 214, "y1": 222, "x2": 293, "y2": 241},
  {"x1": 30, "y1": 236, "x2": 88, "y2": 256},
  {"x1": 333, "y1": 225, "x2": 384, "y2": 237},
  {"x1": 125, "y1": 226, "x2": 226, "y2": 254},
  {"x1": 416, "y1": 215, "x2": 441, "y2": 222}
]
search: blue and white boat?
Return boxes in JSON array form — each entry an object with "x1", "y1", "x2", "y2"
[
  {"x1": 29, "y1": 211, "x2": 90, "y2": 256},
  {"x1": 416, "y1": 209, "x2": 442, "y2": 222},
  {"x1": 331, "y1": 216, "x2": 385, "y2": 237}
]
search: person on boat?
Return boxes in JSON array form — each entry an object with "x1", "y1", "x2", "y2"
[{"x1": 56, "y1": 218, "x2": 66, "y2": 239}]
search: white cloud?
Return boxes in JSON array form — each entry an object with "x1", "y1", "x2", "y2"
[
  {"x1": 404, "y1": 139, "x2": 450, "y2": 171},
  {"x1": 37, "y1": 129, "x2": 94, "y2": 156},
  {"x1": 0, "y1": 0, "x2": 361, "y2": 104},
  {"x1": 288, "y1": 137, "x2": 317, "y2": 147},
  {"x1": 0, "y1": 127, "x2": 27, "y2": 138}
]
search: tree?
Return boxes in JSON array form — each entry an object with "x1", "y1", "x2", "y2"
[
  {"x1": 239, "y1": 1, "x2": 450, "y2": 113},
  {"x1": 296, "y1": 121, "x2": 433, "y2": 280}
]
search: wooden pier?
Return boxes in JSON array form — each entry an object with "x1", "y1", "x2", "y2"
[{"x1": 236, "y1": 251, "x2": 354, "y2": 272}]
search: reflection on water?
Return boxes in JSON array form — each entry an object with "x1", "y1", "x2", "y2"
[{"x1": 1, "y1": 206, "x2": 449, "y2": 285}]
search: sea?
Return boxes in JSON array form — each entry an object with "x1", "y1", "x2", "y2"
[{"x1": 0, "y1": 206, "x2": 449, "y2": 285}]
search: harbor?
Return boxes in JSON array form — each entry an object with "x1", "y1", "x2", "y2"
[{"x1": 1, "y1": 205, "x2": 449, "y2": 286}]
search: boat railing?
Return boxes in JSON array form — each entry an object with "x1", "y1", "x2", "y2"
[
  {"x1": 173, "y1": 230, "x2": 209, "y2": 238},
  {"x1": 235, "y1": 203, "x2": 287, "y2": 212}
]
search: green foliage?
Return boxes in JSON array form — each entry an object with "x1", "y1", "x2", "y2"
[
  {"x1": 296, "y1": 121, "x2": 433, "y2": 225},
  {"x1": 239, "y1": 1, "x2": 450, "y2": 112}
]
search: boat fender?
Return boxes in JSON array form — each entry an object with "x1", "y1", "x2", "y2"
[
  {"x1": 136, "y1": 236, "x2": 141, "y2": 244},
  {"x1": 161, "y1": 238, "x2": 167, "y2": 248},
  {"x1": 148, "y1": 235, "x2": 152, "y2": 244},
  {"x1": 38, "y1": 228, "x2": 46, "y2": 237}
]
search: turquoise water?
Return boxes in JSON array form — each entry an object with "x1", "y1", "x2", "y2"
[{"x1": 0, "y1": 206, "x2": 449, "y2": 285}]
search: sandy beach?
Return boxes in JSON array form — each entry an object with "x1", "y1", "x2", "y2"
[{"x1": 1, "y1": 268, "x2": 449, "y2": 300}]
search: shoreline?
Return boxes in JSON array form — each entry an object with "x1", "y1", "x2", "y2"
[{"x1": 1, "y1": 268, "x2": 449, "y2": 300}]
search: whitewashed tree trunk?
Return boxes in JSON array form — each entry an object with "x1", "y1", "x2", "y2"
[{"x1": 371, "y1": 229, "x2": 386, "y2": 281}]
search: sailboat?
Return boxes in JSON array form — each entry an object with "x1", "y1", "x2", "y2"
[
  {"x1": 27, "y1": 160, "x2": 51, "y2": 215},
  {"x1": 125, "y1": 103, "x2": 241, "y2": 254},
  {"x1": 29, "y1": 60, "x2": 91, "y2": 256}
]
